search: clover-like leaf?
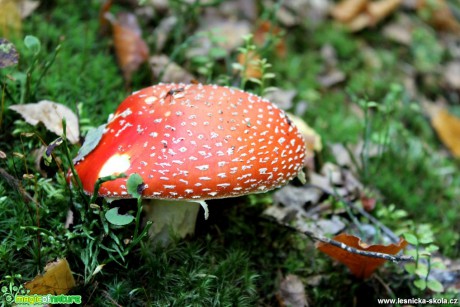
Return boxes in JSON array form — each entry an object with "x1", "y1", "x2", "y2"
[
  {"x1": 73, "y1": 124, "x2": 105, "y2": 163},
  {"x1": 105, "y1": 207, "x2": 134, "y2": 226},
  {"x1": 127, "y1": 173, "x2": 144, "y2": 198}
]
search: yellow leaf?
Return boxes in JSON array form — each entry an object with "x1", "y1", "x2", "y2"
[
  {"x1": 431, "y1": 108, "x2": 460, "y2": 158},
  {"x1": 0, "y1": 0, "x2": 22, "y2": 38},
  {"x1": 25, "y1": 258, "x2": 76, "y2": 295}
]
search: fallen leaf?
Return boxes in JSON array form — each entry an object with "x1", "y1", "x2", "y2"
[
  {"x1": 0, "y1": 0, "x2": 39, "y2": 38},
  {"x1": 416, "y1": 0, "x2": 460, "y2": 33},
  {"x1": 237, "y1": 50, "x2": 262, "y2": 80},
  {"x1": 0, "y1": 0, "x2": 22, "y2": 38},
  {"x1": 331, "y1": 0, "x2": 402, "y2": 31},
  {"x1": 330, "y1": 0, "x2": 367, "y2": 22},
  {"x1": 0, "y1": 38, "x2": 19, "y2": 68},
  {"x1": 367, "y1": 0, "x2": 402, "y2": 24},
  {"x1": 273, "y1": 185, "x2": 324, "y2": 209},
  {"x1": 444, "y1": 61, "x2": 460, "y2": 90},
  {"x1": 108, "y1": 12, "x2": 149, "y2": 84},
  {"x1": 9, "y1": 100, "x2": 80, "y2": 144},
  {"x1": 254, "y1": 20, "x2": 286, "y2": 57},
  {"x1": 317, "y1": 233, "x2": 408, "y2": 278},
  {"x1": 149, "y1": 54, "x2": 195, "y2": 83},
  {"x1": 25, "y1": 258, "x2": 76, "y2": 295},
  {"x1": 153, "y1": 16, "x2": 178, "y2": 52},
  {"x1": 382, "y1": 15, "x2": 413, "y2": 45},
  {"x1": 317, "y1": 70, "x2": 346, "y2": 88},
  {"x1": 98, "y1": 0, "x2": 113, "y2": 35},
  {"x1": 277, "y1": 274, "x2": 309, "y2": 307},
  {"x1": 431, "y1": 108, "x2": 460, "y2": 157},
  {"x1": 17, "y1": 0, "x2": 39, "y2": 19},
  {"x1": 264, "y1": 88, "x2": 297, "y2": 110}
]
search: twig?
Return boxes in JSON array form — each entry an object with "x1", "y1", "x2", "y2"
[
  {"x1": 305, "y1": 183, "x2": 400, "y2": 243},
  {"x1": 102, "y1": 290, "x2": 122, "y2": 307},
  {"x1": 0, "y1": 167, "x2": 39, "y2": 207},
  {"x1": 270, "y1": 219, "x2": 413, "y2": 263}
]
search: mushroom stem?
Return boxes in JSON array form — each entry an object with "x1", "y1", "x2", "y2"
[{"x1": 144, "y1": 199, "x2": 202, "y2": 244}]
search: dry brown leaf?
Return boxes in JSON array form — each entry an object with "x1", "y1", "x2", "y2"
[
  {"x1": 108, "y1": 12, "x2": 149, "y2": 84},
  {"x1": 367, "y1": 0, "x2": 402, "y2": 24},
  {"x1": 444, "y1": 61, "x2": 460, "y2": 90},
  {"x1": 254, "y1": 20, "x2": 286, "y2": 57},
  {"x1": 332, "y1": 0, "x2": 402, "y2": 31},
  {"x1": 317, "y1": 233, "x2": 408, "y2": 279},
  {"x1": 0, "y1": 0, "x2": 22, "y2": 38},
  {"x1": 330, "y1": 0, "x2": 368, "y2": 23},
  {"x1": 431, "y1": 108, "x2": 460, "y2": 157},
  {"x1": 277, "y1": 274, "x2": 309, "y2": 307},
  {"x1": 0, "y1": 0, "x2": 39, "y2": 38},
  {"x1": 264, "y1": 88, "x2": 297, "y2": 110},
  {"x1": 98, "y1": 0, "x2": 113, "y2": 35},
  {"x1": 9, "y1": 100, "x2": 80, "y2": 144},
  {"x1": 0, "y1": 38, "x2": 19, "y2": 68},
  {"x1": 237, "y1": 50, "x2": 262, "y2": 80},
  {"x1": 149, "y1": 54, "x2": 195, "y2": 83},
  {"x1": 417, "y1": 0, "x2": 460, "y2": 33},
  {"x1": 17, "y1": 0, "x2": 39, "y2": 19},
  {"x1": 25, "y1": 258, "x2": 76, "y2": 295}
]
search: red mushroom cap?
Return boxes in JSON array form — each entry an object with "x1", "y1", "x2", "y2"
[{"x1": 69, "y1": 83, "x2": 306, "y2": 200}]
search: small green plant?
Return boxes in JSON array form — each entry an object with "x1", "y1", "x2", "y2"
[
  {"x1": 232, "y1": 34, "x2": 275, "y2": 94},
  {"x1": 403, "y1": 225, "x2": 445, "y2": 293}
]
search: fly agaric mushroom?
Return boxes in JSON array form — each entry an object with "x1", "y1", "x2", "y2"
[{"x1": 68, "y1": 83, "x2": 306, "y2": 243}]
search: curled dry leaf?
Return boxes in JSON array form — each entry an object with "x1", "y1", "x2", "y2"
[
  {"x1": 149, "y1": 54, "x2": 195, "y2": 83},
  {"x1": 25, "y1": 258, "x2": 76, "y2": 295},
  {"x1": 431, "y1": 108, "x2": 460, "y2": 158},
  {"x1": 9, "y1": 100, "x2": 80, "y2": 144},
  {"x1": 330, "y1": 0, "x2": 367, "y2": 22},
  {"x1": 317, "y1": 233, "x2": 408, "y2": 279},
  {"x1": 0, "y1": 38, "x2": 18, "y2": 68},
  {"x1": 331, "y1": 0, "x2": 402, "y2": 31},
  {"x1": 108, "y1": 12, "x2": 149, "y2": 84},
  {"x1": 416, "y1": 0, "x2": 460, "y2": 33},
  {"x1": 277, "y1": 274, "x2": 308, "y2": 307}
]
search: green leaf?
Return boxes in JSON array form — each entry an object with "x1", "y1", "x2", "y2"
[
  {"x1": 427, "y1": 279, "x2": 444, "y2": 292},
  {"x1": 73, "y1": 124, "x2": 106, "y2": 163},
  {"x1": 414, "y1": 279, "x2": 426, "y2": 290},
  {"x1": 127, "y1": 173, "x2": 144, "y2": 198},
  {"x1": 404, "y1": 233, "x2": 418, "y2": 245},
  {"x1": 105, "y1": 207, "x2": 134, "y2": 226},
  {"x1": 24, "y1": 35, "x2": 41, "y2": 55},
  {"x1": 419, "y1": 236, "x2": 433, "y2": 244},
  {"x1": 425, "y1": 244, "x2": 439, "y2": 253},
  {"x1": 415, "y1": 263, "x2": 428, "y2": 277},
  {"x1": 404, "y1": 263, "x2": 416, "y2": 274}
]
